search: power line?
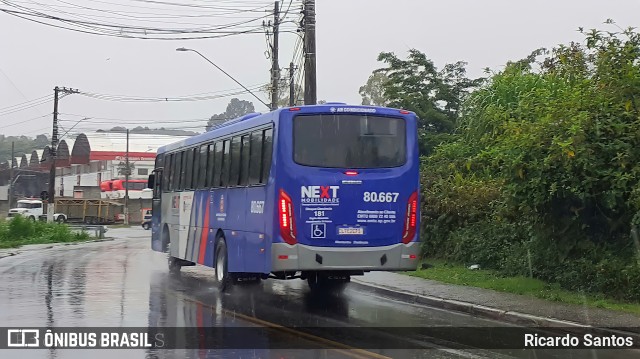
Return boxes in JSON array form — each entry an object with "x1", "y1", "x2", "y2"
[
  {"x1": 0, "y1": 113, "x2": 53, "y2": 129},
  {"x1": 0, "y1": 98, "x2": 54, "y2": 117},
  {"x1": 1, "y1": 5, "x2": 270, "y2": 33},
  {"x1": 0, "y1": 0, "x2": 281, "y2": 39},
  {"x1": 59, "y1": 117, "x2": 209, "y2": 125},
  {"x1": 21, "y1": 125, "x2": 53, "y2": 135},
  {"x1": 280, "y1": 0, "x2": 294, "y2": 21},
  {"x1": 75, "y1": 86, "x2": 264, "y2": 102},
  {"x1": 0, "y1": 94, "x2": 53, "y2": 113},
  {"x1": 18, "y1": 0, "x2": 269, "y2": 27}
]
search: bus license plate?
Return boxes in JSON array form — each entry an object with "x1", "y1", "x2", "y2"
[{"x1": 337, "y1": 227, "x2": 364, "y2": 235}]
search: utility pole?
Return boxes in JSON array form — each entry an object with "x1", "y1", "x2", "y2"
[
  {"x1": 124, "y1": 128, "x2": 130, "y2": 225},
  {"x1": 8, "y1": 141, "x2": 14, "y2": 209},
  {"x1": 47, "y1": 86, "x2": 78, "y2": 222},
  {"x1": 303, "y1": 0, "x2": 317, "y2": 105},
  {"x1": 47, "y1": 86, "x2": 60, "y2": 223},
  {"x1": 270, "y1": 1, "x2": 280, "y2": 110},
  {"x1": 289, "y1": 62, "x2": 296, "y2": 106}
]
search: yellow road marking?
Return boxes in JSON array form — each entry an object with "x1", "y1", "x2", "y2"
[{"x1": 179, "y1": 295, "x2": 392, "y2": 359}]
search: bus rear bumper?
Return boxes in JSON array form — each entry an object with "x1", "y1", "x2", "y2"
[{"x1": 270, "y1": 242, "x2": 420, "y2": 272}]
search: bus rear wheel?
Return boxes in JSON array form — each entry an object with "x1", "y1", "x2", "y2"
[
  {"x1": 168, "y1": 256, "x2": 182, "y2": 275},
  {"x1": 215, "y1": 240, "x2": 233, "y2": 292}
]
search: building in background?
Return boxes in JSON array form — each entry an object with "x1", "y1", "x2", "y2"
[{"x1": 0, "y1": 132, "x2": 187, "y2": 220}]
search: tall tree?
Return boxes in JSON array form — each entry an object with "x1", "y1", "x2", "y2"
[
  {"x1": 34, "y1": 134, "x2": 49, "y2": 147},
  {"x1": 261, "y1": 81, "x2": 305, "y2": 107},
  {"x1": 0, "y1": 135, "x2": 49, "y2": 163},
  {"x1": 206, "y1": 98, "x2": 256, "y2": 130},
  {"x1": 117, "y1": 161, "x2": 134, "y2": 177},
  {"x1": 359, "y1": 72, "x2": 389, "y2": 106},
  {"x1": 375, "y1": 49, "x2": 484, "y2": 155}
]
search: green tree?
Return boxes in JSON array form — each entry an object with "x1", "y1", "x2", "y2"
[
  {"x1": 35, "y1": 134, "x2": 49, "y2": 147},
  {"x1": 261, "y1": 80, "x2": 305, "y2": 107},
  {"x1": 117, "y1": 161, "x2": 135, "y2": 176},
  {"x1": 206, "y1": 98, "x2": 255, "y2": 130},
  {"x1": 0, "y1": 135, "x2": 49, "y2": 164},
  {"x1": 424, "y1": 24, "x2": 640, "y2": 300},
  {"x1": 374, "y1": 49, "x2": 484, "y2": 155},
  {"x1": 358, "y1": 72, "x2": 389, "y2": 106},
  {"x1": 261, "y1": 79, "x2": 330, "y2": 108}
]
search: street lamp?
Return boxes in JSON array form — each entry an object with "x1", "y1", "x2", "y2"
[
  {"x1": 59, "y1": 117, "x2": 91, "y2": 141},
  {"x1": 176, "y1": 47, "x2": 270, "y2": 109}
]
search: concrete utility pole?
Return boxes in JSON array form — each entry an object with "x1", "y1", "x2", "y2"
[
  {"x1": 289, "y1": 62, "x2": 296, "y2": 106},
  {"x1": 270, "y1": 1, "x2": 280, "y2": 110},
  {"x1": 303, "y1": 0, "x2": 317, "y2": 105},
  {"x1": 8, "y1": 141, "x2": 14, "y2": 209},
  {"x1": 47, "y1": 86, "x2": 78, "y2": 222},
  {"x1": 124, "y1": 128, "x2": 130, "y2": 225},
  {"x1": 47, "y1": 87, "x2": 60, "y2": 223}
]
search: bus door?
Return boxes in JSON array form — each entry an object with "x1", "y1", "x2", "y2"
[{"x1": 149, "y1": 168, "x2": 162, "y2": 248}]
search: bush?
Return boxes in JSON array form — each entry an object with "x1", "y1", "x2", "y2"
[
  {"x1": 421, "y1": 26, "x2": 640, "y2": 301},
  {"x1": 0, "y1": 216, "x2": 89, "y2": 247}
]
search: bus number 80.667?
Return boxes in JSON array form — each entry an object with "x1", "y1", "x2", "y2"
[{"x1": 363, "y1": 192, "x2": 399, "y2": 203}]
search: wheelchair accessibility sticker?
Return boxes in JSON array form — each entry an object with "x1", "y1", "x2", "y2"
[{"x1": 311, "y1": 223, "x2": 326, "y2": 239}]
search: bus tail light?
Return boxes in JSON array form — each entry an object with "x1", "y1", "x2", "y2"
[
  {"x1": 279, "y1": 189, "x2": 297, "y2": 245},
  {"x1": 402, "y1": 191, "x2": 418, "y2": 244}
]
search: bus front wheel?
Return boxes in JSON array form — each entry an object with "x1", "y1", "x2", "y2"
[{"x1": 215, "y1": 240, "x2": 232, "y2": 292}]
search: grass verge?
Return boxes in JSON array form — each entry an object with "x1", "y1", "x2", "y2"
[
  {"x1": 0, "y1": 216, "x2": 92, "y2": 249},
  {"x1": 407, "y1": 259, "x2": 640, "y2": 315}
]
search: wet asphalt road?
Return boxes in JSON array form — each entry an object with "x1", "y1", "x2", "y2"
[{"x1": 0, "y1": 227, "x2": 636, "y2": 359}]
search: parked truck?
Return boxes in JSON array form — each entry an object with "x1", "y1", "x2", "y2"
[
  {"x1": 7, "y1": 199, "x2": 68, "y2": 223},
  {"x1": 53, "y1": 198, "x2": 122, "y2": 224}
]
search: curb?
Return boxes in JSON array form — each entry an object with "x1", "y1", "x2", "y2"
[
  {"x1": 350, "y1": 279, "x2": 640, "y2": 338},
  {"x1": 61, "y1": 238, "x2": 115, "y2": 245},
  {"x1": 0, "y1": 238, "x2": 115, "y2": 260},
  {"x1": 0, "y1": 252, "x2": 17, "y2": 260}
]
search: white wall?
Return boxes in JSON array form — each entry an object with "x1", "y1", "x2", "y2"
[
  {"x1": 57, "y1": 170, "x2": 110, "y2": 197},
  {"x1": 0, "y1": 185, "x2": 8, "y2": 201},
  {"x1": 54, "y1": 159, "x2": 155, "y2": 198}
]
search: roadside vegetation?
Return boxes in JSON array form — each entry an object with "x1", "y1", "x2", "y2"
[
  {"x1": 409, "y1": 260, "x2": 640, "y2": 315},
  {"x1": 0, "y1": 215, "x2": 90, "y2": 249},
  {"x1": 361, "y1": 22, "x2": 640, "y2": 303}
]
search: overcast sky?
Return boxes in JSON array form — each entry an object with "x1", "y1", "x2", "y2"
[{"x1": 1, "y1": 0, "x2": 639, "y2": 138}]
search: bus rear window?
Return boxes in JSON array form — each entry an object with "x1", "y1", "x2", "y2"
[{"x1": 293, "y1": 114, "x2": 406, "y2": 168}]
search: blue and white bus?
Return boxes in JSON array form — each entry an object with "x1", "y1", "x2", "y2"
[{"x1": 148, "y1": 103, "x2": 420, "y2": 291}]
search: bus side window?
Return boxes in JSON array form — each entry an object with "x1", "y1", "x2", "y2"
[
  {"x1": 239, "y1": 135, "x2": 250, "y2": 186},
  {"x1": 174, "y1": 151, "x2": 184, "y2": 191},
  {"x1": 220, "y1": 140, "x2": 231, "y2": 187},
  {"x1": 213, "y1": 141, "x2": 223, "y2": 187},
  {"x1": 229, "y1": 137, "x2": 242, "y2": 187},
  {"x1": 190, "y1": 147, "x2": 199, "y2": 190},
  {"x1": 208, "y1": 143, "x2": 216, "y2": 187},
  {"x1": 162, "y1": 153, "x2": 173, "y2": 192},
  {"x1": 260, "y1": 128, "x2": 273, "y2": 184},
  {"x1": 198, "y1": 145, "x2": 208, "y2": 189},
  {"x1": 249, "y1": 130, "x2": 263, "y2": 185},
  {"x1": 183, "y1": 149, "x2": 194, "y2": 190}
]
